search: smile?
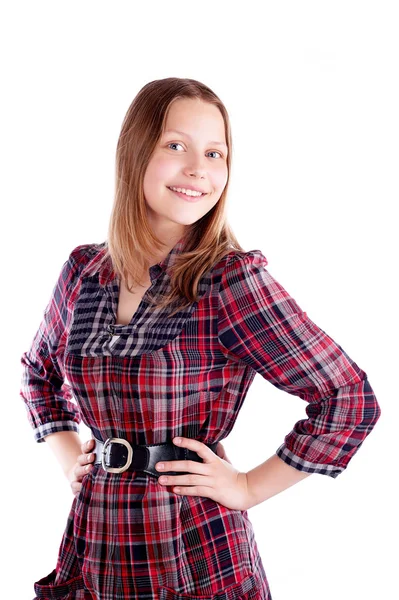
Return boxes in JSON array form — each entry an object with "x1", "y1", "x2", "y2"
[{"x1": 167, "y1": 187, "x2": 206, "y2": 203}]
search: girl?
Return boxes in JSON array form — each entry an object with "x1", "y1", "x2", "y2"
[{"x1": 20, "y1": 77, "x2": 381, "y2": 600}]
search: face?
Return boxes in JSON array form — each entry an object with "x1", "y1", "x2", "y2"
[{"x1": 143, "y1": 97, "x2": 228, "y2": 241}]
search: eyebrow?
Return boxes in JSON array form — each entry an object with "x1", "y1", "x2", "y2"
[{"x1": 163, "y1": 129, "x2": 228, "y2": 149}]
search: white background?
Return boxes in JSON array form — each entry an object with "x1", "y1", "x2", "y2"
[{"x1": 2, "y1": 1, "x2": 397, "y2": 598}]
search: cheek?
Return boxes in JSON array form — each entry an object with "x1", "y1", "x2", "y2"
[
  {"x1": 214, "y1": 166, "x2": 228, "y2": 192},
  {"x1": 143, "y1": 158, "x2": 171, "y2": 203},
  {"x1": 147, "y1": 156, "x2": 173, "y2": 183}
]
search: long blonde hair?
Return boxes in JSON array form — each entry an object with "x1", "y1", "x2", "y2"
[{"x1": 92, "y1": 77, "x2": 245, "y2": 317}]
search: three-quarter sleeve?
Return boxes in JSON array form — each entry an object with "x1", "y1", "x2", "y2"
[
  {"x1": 20, "y1": 244, "x2": 92, "y2": 443},
  {"x1": 217, "y1": 250, "x2": 381, "y2": 478}
]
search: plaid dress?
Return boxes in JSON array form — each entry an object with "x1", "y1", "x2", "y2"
[{"x1": 20, "y1": 238, "x2": 381, "y2": 599}]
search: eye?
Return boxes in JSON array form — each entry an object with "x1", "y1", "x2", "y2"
[
  {"x1": 167, "y1": 143, "x2": 223, "y2": 159},
  {"x1": 167, "y1": 142, "x2": 184, "y2": 151}
]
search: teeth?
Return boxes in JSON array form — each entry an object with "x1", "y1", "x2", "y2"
[{"x1": 169, "y1": 186, "x2": 204, "y2": 197}]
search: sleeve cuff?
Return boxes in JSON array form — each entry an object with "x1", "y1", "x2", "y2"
[
  {"x1": 34, "y1": 420, "x2": 80, "y2": 444},
  {"x1": 275, "y1": 443, "x2": 345, "y2": 479}
]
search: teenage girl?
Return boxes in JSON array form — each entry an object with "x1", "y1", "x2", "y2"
[{"x1": 21, "y1": 77, "x2": 381, "y2": 600}]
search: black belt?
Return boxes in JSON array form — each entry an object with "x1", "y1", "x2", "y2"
[{"x1": 92, "y1": 435, "x2": 219, "y2": 479}]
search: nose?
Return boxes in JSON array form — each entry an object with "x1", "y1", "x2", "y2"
[
  {"x1": 186, "y1": 165, "x2": 207, "y2": 179},
  {"x1": 184, "y1": 152, "x2": 207, "y2": 177}
]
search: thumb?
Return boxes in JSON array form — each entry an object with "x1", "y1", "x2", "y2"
[{"x1": 216, "y1": 442, "x2": 232, "y2": 464}]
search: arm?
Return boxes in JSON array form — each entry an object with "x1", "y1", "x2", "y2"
[
  {"x1": 217, "y1": 250, "x2": 381, "y2": 489},
  {"x1": 20, "y1": 245, "x2": 92, "y2": 445},
  {"x1": 246, "y1": 454, "x2": 312, "y2": 509},
  {"x1": 45, "y1": 431, "x2": 83, "y2": 480}
]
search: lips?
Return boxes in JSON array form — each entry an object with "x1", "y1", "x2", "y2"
[
  {"x1": 167, "y1": 186, "x2": 207, "y2": 196},
  {"x1": 167, "y1": 187, "x2": 205, "y2": 203}
]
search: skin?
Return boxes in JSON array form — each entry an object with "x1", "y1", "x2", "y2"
[
  {"x1": 68, "y1": 97, "x2": 232, "y2": 499},
  {"x1": 143, "y1": 96, "x2": 229, "y2": 264}
]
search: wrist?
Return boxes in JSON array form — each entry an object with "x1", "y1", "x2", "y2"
[{"x1": 239, "y1": 472, "x2": 256, "y2": 511}]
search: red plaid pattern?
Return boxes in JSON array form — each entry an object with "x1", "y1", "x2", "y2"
[{"x1": 20, "y1": 239, "x2": 380, "y2": 599}]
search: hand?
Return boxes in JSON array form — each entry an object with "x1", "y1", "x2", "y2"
[
  {"x1": 66, "y1": 438, "x2": 96, "y2": 497},
  {"x1": 215, "y1": 440, "x2": 233, "y2": 464},
  {"x1": 155, "y1": 437, "x2": 251, "y2": 511}
]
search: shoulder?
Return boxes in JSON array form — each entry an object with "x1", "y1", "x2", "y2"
[
  {"x1": 216, "y1": 248, "x2": 269, "y2": 284},
  {"x1": 65, "y1": 242, "x2": 107, "y2": 274},
  {"x1": 57, "y1": 242, "x2": 107, "y2": 289},
  {"x1": 67, "y1": 242, "x2": 106, "y2": 265},
  {"x1": 53, "y1": 242, "x2": 107, "y2": 310},
  {"x1": 225, "y1": 248, "x2": 268, "y2": 267}
]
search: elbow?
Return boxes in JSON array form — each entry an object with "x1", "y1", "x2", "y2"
[{"x1": 360, "y1": 377, "x2": 381, "y2": 430}]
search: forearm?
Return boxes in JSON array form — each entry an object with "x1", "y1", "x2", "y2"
[
  {"x1": 44, "y1": 430, "x2": 82, "y2": 480},
  {"x1": 246, "y1": 453, "x2": 312, "y2": 509}
]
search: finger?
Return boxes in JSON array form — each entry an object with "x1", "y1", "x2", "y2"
[
  {"x1": 77, "y1": 450, "x2": 96, "y2": 466},
  {"x1": 74, "y1": 463, "x2": 94, "y2": 480},
  {"x1": 78, "y1": 439, "x2": 95, "y2": 463},
  {"x1": 155, "y1": 460, "x2": 209, "y2": 474},
  {"x1": 71, "y1": 481, "x2": 82, "y2": 496},
  {"x1": 172, "y1": 484, "x2": 213, "y2": 498},
  {"x1": 216, "y1": 442, "x2": 224, "y2": 458},
  {"x1": 172, "y1": 437, "x2": 215, "y2": 462},
  {"x1": 216, "y1": 443, "x2": 232, "y2": 464},
  {"x1": 158, "y1": 473, "x2": 211, "y2": 488},
  {"x1": 81, "y1": 462, "x2": 94, "y2": 475},
  {"x1": 73, "y1": 485, "x2": 83, "y2": 497},
  {"x1": 81, "y1": 439, "x2": 95, "y2": 452}
]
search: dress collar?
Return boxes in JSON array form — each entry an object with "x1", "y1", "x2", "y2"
[{"x1": 97, "y1": 236, "x2": 186, "y2": 287}]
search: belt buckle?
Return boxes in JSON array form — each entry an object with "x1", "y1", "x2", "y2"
[{"x1": 101, "y1": 437, "x2": 133, "y2": 473}]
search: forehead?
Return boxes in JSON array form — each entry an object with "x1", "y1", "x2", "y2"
[{"x1": 163, "y1": 98, "x2": 226, "y2": 143}]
